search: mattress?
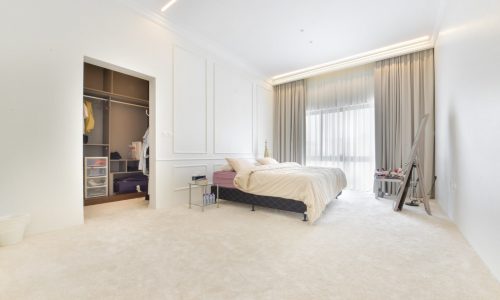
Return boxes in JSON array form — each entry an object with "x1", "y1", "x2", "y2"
[
  {"x1": 234, "y1": 163, "x2": 347, "y2": 223},
  {"x1": 213, "y1": 170, "x2": 237, "y2": 188}
]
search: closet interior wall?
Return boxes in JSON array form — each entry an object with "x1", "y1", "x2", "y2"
[{"x1": 83, "y1": 62, "x2": 149, "y2": 206}]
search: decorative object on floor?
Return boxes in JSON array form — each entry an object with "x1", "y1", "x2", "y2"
[
  {"x1": 405, "y1": 177, "x2": 422, "y2": 207},
  {"x1": 264, "y1": 140, "x2": 270, "y2": 158},
  {"x1": 0, "y1": 214, "x2": 30, "y2": 246}
]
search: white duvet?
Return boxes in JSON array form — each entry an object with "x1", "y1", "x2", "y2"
[{"x1": 233, "y1": 162, "x2": 347, "y2": 223}]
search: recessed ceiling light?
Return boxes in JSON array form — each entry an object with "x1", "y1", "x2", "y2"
[{"x1": 161, "y1": 0, "x2": 177, "y2": 12}]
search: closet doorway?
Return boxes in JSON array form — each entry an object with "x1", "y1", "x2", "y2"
[{"x1": 82, "y1": 60, "x2": 153, "y2": 207}]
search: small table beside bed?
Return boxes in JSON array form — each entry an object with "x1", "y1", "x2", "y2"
[{"x1": 212, "y1": 158, "x2": 347, "y2": 223}]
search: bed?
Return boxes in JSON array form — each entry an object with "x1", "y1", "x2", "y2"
[{"x1": 212, "y1": 162, "x2": 347, "y2": 223}]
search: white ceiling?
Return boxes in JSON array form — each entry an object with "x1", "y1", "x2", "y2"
[{"x1": 131, "y1": 0, "x2": 443, "y2": 78}]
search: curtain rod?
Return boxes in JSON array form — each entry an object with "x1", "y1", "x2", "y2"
[{"x1": 83, "y1": 94, "x2": 149, "y2": 109}]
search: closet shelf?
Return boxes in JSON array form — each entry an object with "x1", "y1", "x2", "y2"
[{"x1": 84, "y1": 87, "x2": 149, "y2": 107}]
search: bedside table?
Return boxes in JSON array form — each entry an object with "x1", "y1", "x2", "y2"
[{"x1": 188, "y1": 182, "x2": 220, "y2": 211}]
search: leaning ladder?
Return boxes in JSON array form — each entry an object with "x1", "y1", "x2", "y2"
[{"x1": 376, "y1": 114, "x2": 432, "y2": 216}]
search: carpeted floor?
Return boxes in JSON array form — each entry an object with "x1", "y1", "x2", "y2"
[{"x1": 1, "y1": 191, "x2": 499, "y2": 299}]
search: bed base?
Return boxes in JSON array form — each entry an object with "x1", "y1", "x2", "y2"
[
  {"x1": 249, "y1": 203, "x2": 308, "y2": 221},
  {"x1": 212, "y1": 186, "x2": 310, "y2": 221}
]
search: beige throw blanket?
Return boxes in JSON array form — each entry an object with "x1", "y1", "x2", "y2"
[{"x1": 234, "y1": 163, "x2": 347, "y2": 223}]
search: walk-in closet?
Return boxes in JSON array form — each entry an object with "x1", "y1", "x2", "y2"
[{"x1": 83, "y1": 62, "x2": 150, "y2": 206}]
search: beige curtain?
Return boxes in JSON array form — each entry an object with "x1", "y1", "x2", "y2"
[
  {"x1": 273, "y1": 80, "x2": 306, "y2": 164},
  {"x1": 375, "y1": 49, "x2": 435, "y2": 195}
]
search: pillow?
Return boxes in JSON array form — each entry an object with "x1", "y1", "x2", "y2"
[
  {"x1": 225, "y1": 158, "x2": 257, "y2": 173},
  {"x1": 220, "y1": 164, "x2": 234, "y2": 171},
  {"x1": 257, "y1": 157, "x2": 279, "y2": 165}
]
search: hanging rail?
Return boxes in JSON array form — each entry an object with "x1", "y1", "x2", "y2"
[{"x1": 83, "y1": 94, "x2": 149, "y2": 109}]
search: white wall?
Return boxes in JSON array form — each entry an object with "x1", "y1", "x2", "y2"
[
  {"x1": 0, "y1": 0, "x2": 272, "y2": 234},
  {"x1": 435, "y1": 0, "x2": 500, "y2": 281}
]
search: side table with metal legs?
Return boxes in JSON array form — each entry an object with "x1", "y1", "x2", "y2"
[{"x1": 188, "y1": 182, "x2": 220, "y2": 211}]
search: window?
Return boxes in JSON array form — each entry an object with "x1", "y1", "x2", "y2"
[{"x1": 305, "y1": 65, "x2": 375, "y2": 191}]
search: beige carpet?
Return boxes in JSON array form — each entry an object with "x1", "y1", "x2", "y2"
[{"x1": 1, "y1": 191, "x2": 499, "y2": 300}]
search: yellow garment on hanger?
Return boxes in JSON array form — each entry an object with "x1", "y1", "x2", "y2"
[{"x1": 84, "y1": 100, "x2": 95, "y2": 134}]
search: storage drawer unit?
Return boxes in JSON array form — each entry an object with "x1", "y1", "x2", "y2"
[
  {"x1": 84, "y1": 157, "x2": 108, "y2": 198},
  {"x1": 87, "y1": 167, "x2": 107, "y2": 177},
  {"x1": 86, "y1": 186, "x2": 107, "y2": 198},
  {"x1": 86, "y1": 177, "x2": 107, "y2": 188}
]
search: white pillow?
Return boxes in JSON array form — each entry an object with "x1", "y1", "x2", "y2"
[
  {"x1": 220, "y1": 164, "x2": 234, "y2": 171},
  {"x1": 257, "y1": 157, "x2": 279, "y2": 165},
  {"x1": 225, "y1": 158, "x2": 257, "y2": 173}
]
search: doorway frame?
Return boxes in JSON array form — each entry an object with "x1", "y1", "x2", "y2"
[{"x1": 82, "y1": 56, "x2": 157, "y2": 210}]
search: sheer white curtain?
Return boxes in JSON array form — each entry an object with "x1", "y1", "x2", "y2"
[{"x1": 306, "y1": 64, "x2": 375, "y2": 191}]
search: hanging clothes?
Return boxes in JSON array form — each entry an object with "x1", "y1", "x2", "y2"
[
  {"x1": 83, "y1": 103, "x2": 89, "y2": 135},
  {"x1": 139, "y1": 128, "x2": 149, "y2": 175},
  {"x1": 132, "y1": 141, "x2": 142, "y2": 160},
  {"x1": 83, "y1": 103, "x2": 89, "y2": 119},
  {"x1": 84, "y1": 100, "x2": 95, "y2": 134}
]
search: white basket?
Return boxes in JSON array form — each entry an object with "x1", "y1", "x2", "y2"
[{"x1": 0, "y1": 214, "x2": 30, "y2": 246}]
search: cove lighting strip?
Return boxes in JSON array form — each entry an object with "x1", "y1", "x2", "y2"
[
  {"x1": 272, "y1": 36, "x2": 433, "y2": 85},
  {"x1": 161, "y1": 0, "x2": 177, "y2": 12}
]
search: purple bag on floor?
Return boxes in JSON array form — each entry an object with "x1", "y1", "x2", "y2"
[{"x1": 114, "y1": 175, "x2": 148, "y2": 194}]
